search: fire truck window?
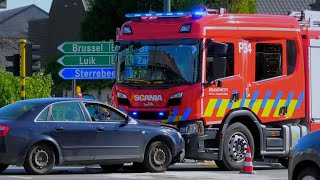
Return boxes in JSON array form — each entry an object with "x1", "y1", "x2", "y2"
[
  {"x1": 206, "y1": 43, "x2": 234, "y2": 80},
  {"x1": 255, "y1": 43, "x2": 282, "y2": 81},
  {"x1": 287, "y1": 40, "x2": 297, "y2": 75}
]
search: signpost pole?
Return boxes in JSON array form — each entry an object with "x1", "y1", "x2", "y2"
[{"x1": 72, "y1": 79, "x2": 76, "y2": 98}]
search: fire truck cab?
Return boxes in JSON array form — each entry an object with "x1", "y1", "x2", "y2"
[{"x1": 113, "y1": 6, "x2": 320, "y2": 170}]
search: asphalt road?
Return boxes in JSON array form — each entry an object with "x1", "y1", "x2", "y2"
[{"x1": 0, "y1": 162, "x2": 288, "y2": 180}]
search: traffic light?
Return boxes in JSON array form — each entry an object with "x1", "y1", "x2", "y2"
[
  {"x1": 25, "y1": 43, "x2": 41, "y2": 77},
  {"x1": 5, "y1": 54, "x2": 20, "y2": 76}
]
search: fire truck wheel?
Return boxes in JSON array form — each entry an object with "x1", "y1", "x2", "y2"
[
  {"x1": 216, "y1": 122, "x2": 254, "y2": 171},
  {"x1": 143, "y1": 141, "x2": 172, "y2": 172}
]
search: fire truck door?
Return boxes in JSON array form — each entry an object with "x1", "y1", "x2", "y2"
[
  {"x1": 202, "y1": 39, "x2": 245, "y2": 125},
  {"x1": 245, "y1": 39, "x2": 303, "y2": 123}
]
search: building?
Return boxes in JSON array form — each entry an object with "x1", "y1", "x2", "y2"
[
  {"x1": 0, "y1": 5, "x2": 48, "y2": 38},
  {"x1": 256, "y1": 0, "x2": 317, "y2": 15},
  {"x1": 0, "y1": 5, "x2": 48, "y2": 67}
]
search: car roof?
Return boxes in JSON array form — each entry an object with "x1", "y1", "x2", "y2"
[{"x1": 17, "y1": 97, "x2": 98, "y2": 104}]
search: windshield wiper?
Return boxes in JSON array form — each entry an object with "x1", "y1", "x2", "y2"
[{"x1": 121, "y1": 78, "x2": 151, "y2": 84}]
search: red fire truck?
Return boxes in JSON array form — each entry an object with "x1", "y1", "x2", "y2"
[{"x1": 112, "y1": 6, "x2": 320, "y2": 170}]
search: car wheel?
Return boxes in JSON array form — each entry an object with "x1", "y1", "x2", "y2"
[
  {"x1": 216, "y1": 122, "x2": 254, "y2": 171},
  {"x1": 23, "y1": 144, "x2": 55, "y2": 175},
  {"x1": 100, "y1": 164, "x2": 123, "y2": 173},
  {"x1": 278, "y1": 158, "x2": 289, "y2": 168},
  {"x1": 297, "y1": 167, "x2": 320, "y2": 180},
  {"x1": 0, "y1": 163, "x2": 9, "y2": 173},
  {"x1": 143, "y1": 141, "x2": 172, "y2": 172}
]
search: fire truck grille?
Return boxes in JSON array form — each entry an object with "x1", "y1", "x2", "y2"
[{"x1": 130, "y1": 111, "x2": 168, "y2": 120}]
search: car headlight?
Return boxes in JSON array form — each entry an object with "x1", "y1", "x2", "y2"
[
  {"x1": 117, "y1": 92, "x2": 128, "y2": 99},
  {"x1": 179, "y1": 124, "x2": 198, "y2": 134},
  {"x1": 170, "y1": 92, "x2": 183, "y2": 99}
]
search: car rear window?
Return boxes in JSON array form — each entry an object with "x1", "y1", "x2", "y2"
[{"x1": 0, "y1": 101, "x2": 39, "y2": 119}]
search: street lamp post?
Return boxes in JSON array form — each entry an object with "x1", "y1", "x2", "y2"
[{"x1": 164, "y1": 0, "x2": 171, "y2": 12}]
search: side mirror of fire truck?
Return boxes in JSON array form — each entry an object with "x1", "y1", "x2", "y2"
[{"x1": 205, "y1": 39, "x2": 228, "y2": 57}]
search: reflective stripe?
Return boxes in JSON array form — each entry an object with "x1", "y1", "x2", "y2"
[
  {"x1": 181, "y1": 108, "x2": 191, "y2": 121},
  {"x1": 216, "y1": 99, "x2": 229, "y2": 117},
  {"x1": 261, "y1": 91, "x2": 272, "y2": 108},
  {"x1": 261, "y1": 99, "x2": 274, "y2": 117},
  {"x1": 296, "y1": 92, "x2": 304, "y2": 108},
  {"x1": 204, "y1": 26, "x2": 301, "y2": 35},
  {"x1": 168, "y1": 108, "x2": 178, "y2": 123},
  {"x1": 204, "y1": 99, "x2": 218, "y2": 117},
  {"x1": 273, "y1": 99, "x2": 286, "y2": 117}
]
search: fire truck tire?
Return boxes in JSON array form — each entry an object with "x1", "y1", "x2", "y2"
[
  {"x1": 216, "y1": 122, "x2": 254, "y2": 171},
  {"x1": 143, "y1": 141, "x2": 172, "y2": 172}
]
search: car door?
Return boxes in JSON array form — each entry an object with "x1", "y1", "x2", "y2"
[
  {"x1": 47, "y1": 101, "x2": 96, "y2": 161},
  {"x1": 83, "y1": 102, "x2": 141, "y2": 160}
]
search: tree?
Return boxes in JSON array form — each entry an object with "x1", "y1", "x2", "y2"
[{"x1": 0, "y1": 69, "x2": 53, "y2": 107}]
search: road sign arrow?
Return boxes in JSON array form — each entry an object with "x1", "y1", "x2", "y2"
[
  {"x1": 59, "y1": 67, "x2": 115, "y2": 80},
  {"x1": 57, "y1": 55, "x2": 115, "y2": 67},
  {"x1": 57, "y1": 41, "x2": 116, "y2": 54}
]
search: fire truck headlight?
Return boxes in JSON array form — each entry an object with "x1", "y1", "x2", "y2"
[
  {"x1": 170, "y1": 92, "x2": 183, "y2": 99},
  {"x1": 117, "y1": 92, "x2": 128, "y2": 99},
  {"x1": 180, "y1": 124, "x2": 198, "y2": 134}
]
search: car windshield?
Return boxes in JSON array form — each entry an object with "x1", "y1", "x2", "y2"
[
  {"x1": 116, "y1": 40, "x2": 200, "y2": 84},
  {"x1": 0, "y1": 101, "x2": 39, "y2": 120}
]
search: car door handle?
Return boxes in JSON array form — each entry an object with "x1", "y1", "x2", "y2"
[
  {"x1": 55, "y1": 127, "x2": 63, "y2": 132},
  {"x1": 96, "y1": 127, "x2": 104, "y2": 132}
]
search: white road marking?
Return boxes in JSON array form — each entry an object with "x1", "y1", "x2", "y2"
[{"x1": 7, "y1": 176, "x2": 32, "y2": 179}]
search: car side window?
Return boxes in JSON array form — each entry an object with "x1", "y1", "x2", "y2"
[
  {"x1": 36, "y1": 107, "x2": 49, "y2": 122},
  {"x1": 84, "y1": 103, "x2": 126, "y2": 122},
  {"x1": 50, "y1": 102, "x2": 85, "y2": 122}
]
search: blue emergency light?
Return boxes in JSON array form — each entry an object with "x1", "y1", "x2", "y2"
[{"x1": 125, "y1": 6, "x2": 209, "y2": 19}]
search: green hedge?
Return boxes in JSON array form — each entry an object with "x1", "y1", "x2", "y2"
[{"x1": 0, "y1": 70, "x2": 53, "y2": 107}]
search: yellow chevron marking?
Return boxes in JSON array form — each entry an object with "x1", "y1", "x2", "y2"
[
  {"x1": 252, "y1": 99, "x2": 263, "y2": 114},
  {"x1": 231, "y1": 99, "x2": 241, "y2": 109},
  {"x1": 204, "y1": 99, "x2": 218, "y2": 117},
  {"x1": 173, "y1": 116, "x2": 181, "y2": 122},
  {"x1": 162, "y1": 116, "x2": 181, "y2": 123},
  {"x1": 286, "y1": 100, "x2": 298, "y2": 118},
  {"x1": 161, "y1": 119, "x2": 169, "y2": 123},
  {"x1": 273, "y1": 100, "x2": 287, "y2": 117},
  {"x1": 244, "y1": 99, "x2": 251, "y2": 108},
  {"x1": 217, "y1": 99, "x2": 229, "y2": 117},
  {"x1": 261, "y1": 99, "x2": 274, "y2": 117}
]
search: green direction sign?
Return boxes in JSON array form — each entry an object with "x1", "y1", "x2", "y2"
[
  {"x1": 57, "y1": 55, "x2": 115, "y2": 67},
  {"x1": 57, "y1": 41, "x2": 116, "y2": 54}
]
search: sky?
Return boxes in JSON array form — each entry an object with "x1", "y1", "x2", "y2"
[{"x1": 0, "y1": 0, "x2": 53, "y2": 12}]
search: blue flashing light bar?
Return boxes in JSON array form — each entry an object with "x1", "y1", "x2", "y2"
[
  {"x1": 125, "y1": 10, "x2": 208, "y2": 19},
  {"x1": 132, "y1": 112, "x2": 138, "y2": 116},
  {"x1": 158, "y1": 112, "x2": 164, "y2": 116}
]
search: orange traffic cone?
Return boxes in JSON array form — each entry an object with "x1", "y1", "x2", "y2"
[{"x1": 240, "y1": 146, "x2": 255, "y2": 174}]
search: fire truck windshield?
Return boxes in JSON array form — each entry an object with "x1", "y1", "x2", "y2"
[{"x1": 116, "y1": 40, "x2": 200, "y2": 84}]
